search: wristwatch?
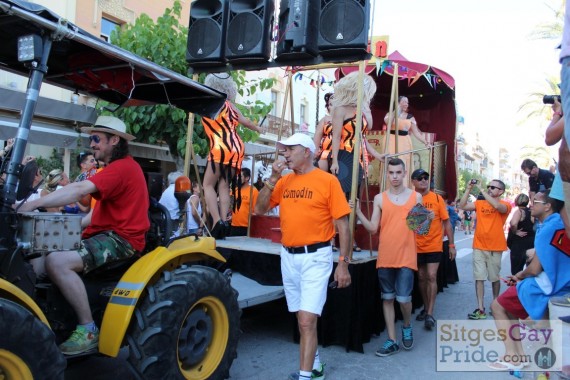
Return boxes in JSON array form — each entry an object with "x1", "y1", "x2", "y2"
[{"x1": 339, "y1": 255, "x2": 350, "y2": 264}]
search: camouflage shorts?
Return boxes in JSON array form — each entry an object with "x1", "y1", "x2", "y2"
[{"x1": 78, "y1": 231, "x2": 136, "y2": 274}]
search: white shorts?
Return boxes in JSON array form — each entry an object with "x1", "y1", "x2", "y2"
[{"x1": 280, "y1": 246, "x2": 333, "y2": 316}]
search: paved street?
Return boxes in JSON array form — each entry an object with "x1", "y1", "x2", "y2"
[
  {"x1": 228, "y1": 231, "x2": 561, "y2": 380},
  {"x1": 65, "y1": 230, "x2": 564, "y2": 379}
]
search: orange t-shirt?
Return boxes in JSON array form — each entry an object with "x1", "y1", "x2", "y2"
[
  {"x1": 473, "y1": 199, "x2": 512, "y2": 251},
  {"x1": 232, "y1": 184, "x2": 258, "y2": 227},
  {"x1": 377, "y1": 191, "x2": 418, "y2": 270},
  {"x1": 269, "y1": 168, "x2": 350, "y2": 247},
  {"x1": 416, "y1": 191, "x2": 449, "y2": 254}
]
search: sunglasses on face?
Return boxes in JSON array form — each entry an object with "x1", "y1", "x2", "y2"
[
  {"x1": 414, "y1": 175, "x2": 429, "y2": 181},
  {"x1": 89, "y1": 135, "x2": 101, "y2": 144},
  {"x1": 532, "y1": 200, "x2": 547, "y2": 206},
  {"x1": 487, "y1": 185, "x2": 503, "y2": 191}
]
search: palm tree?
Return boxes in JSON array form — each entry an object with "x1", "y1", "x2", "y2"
[{"x1": 518, "y1": 1, "x2": 565, "y2": 120}]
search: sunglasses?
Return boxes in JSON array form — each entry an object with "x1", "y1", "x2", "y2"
[
  {"x1": 487, "y1": 185, "x2": 503, "y2": 191},
  {"x1": 414, "y1": 175, "x2": 429, "y2": 181},
  {"x1": 532, "y1": 200, "x2": 547, "y2": 206},
  {"x1": 89, "y1": 135, "x2": 101, "y2": 144}
]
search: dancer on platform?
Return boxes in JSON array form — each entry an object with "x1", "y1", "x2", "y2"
[
  {"x1": 202, "y1": 73, "x2": 262, "y2": 239},
  {"x1": 383, "y1": 96, "x2": 431, "y2": 186}
]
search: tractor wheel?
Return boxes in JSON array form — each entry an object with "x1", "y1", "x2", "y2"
[
  {"x1": 0, "y1": 299, "x2": 66, "y2": 380},
  {"x1": 127, "y1": 265, "x2": 240, "y2": 380}
]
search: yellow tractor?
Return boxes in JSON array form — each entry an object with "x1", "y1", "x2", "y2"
[{"x1": 0, "y1": 1, "x2": 239, "y2": 379}]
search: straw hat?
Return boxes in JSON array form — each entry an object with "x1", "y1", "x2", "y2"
[{"x1": 81, "y1": 116, "x2": 135, "y2": 141}]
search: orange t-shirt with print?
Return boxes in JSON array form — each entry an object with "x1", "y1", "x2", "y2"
[
  {"x1": 377, "y1": 191, "x2": 418, "y2": 270},
  {"x1": 269, "y1": 168, "x2": 350, "y2": 247},
  {"x1": 416, "y1": 191, "x2": 449, "y2": 253},
  {"x1": 232, "y1": 184, "x2": 258, "y2": 227},
  {"x1": 473, "y1": 199, "x2": 512, "y2": 251}
]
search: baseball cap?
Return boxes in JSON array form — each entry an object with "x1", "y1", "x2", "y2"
[
  {"x1": 276, "y1": 133, "x2": 316, "y2": 153},
  {"x1": 411, "y1": 168, "x2": 429, "y2": 180}
]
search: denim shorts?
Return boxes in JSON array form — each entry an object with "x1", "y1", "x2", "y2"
[{"x1": 377, "y1": 267, "x2": 414, "y2": 303}]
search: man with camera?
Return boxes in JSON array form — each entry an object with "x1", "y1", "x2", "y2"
[
  {"x1": 520, "y1": 158, "x2": 554, "y2": 204},
  {"x1": 458, "y1": 179, "x2": 511, "y2": 320}
]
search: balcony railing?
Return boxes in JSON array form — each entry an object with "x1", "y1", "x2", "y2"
[{"x1": 264, "y1": 114, "x2": 299, "y2": 138}]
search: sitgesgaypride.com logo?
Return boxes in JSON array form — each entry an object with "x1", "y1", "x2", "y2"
[{"x1": 436, "y1": 320, "x2": 563, "y2": 371}]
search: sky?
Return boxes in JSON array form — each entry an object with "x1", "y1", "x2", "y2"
[{"x1": 372, "y1": 0, "x2": 562, "y2": 166}]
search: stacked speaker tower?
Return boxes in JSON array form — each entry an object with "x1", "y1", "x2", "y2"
[{"x1": 186, "y1": 0, "x2": 370, "y2": 67}]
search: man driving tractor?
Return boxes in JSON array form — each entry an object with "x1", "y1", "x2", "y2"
[{"x1": 19, "y1": 115, "x2": 149, "y2": 355}]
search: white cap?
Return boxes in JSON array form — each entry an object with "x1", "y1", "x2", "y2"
[{"x1": 276, "y1": 133, "x2": 316, "y2": 153}]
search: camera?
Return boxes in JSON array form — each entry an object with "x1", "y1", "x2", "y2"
[
  {"x1": 470, "y1": 179, "x2": 478, "y2": 185},
  {"x1": 543, "y1": 95, "x2": 561, "y2": 104}
]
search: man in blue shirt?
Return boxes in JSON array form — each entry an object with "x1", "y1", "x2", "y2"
[{"x1": 489, "y1": 190, "x2": 570, "y2": 371}]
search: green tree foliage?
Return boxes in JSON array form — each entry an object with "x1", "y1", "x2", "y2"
[
  {"x1": 35, "y1": 148, "x2": 63, "y2": 178},
  {"x1": 109, "y1": 1, "x2": 275, "y2": 159}
]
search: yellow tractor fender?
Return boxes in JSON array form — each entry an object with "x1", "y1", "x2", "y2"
[
  {"x1": 98, "y1": 236, "x2": 226, "y2": 357},
  {"x1": 0, "y1": 278, "x2": 50, "y2": 326}
]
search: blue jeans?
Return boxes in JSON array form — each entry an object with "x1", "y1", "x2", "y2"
[{"x1": 377, "y1": 267, "x2": 414, "y2": 303}]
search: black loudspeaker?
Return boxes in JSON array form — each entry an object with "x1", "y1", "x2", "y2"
[
  {"x1": 225, "y1": 0, "x2": 275, "y2": 64},
  {"x1": 186, "y1": 0, "x2": 227, "y2": 66},
  {"x1": 275, "y1": 0, "x2": 319, "y2": 61},
  {"x1": 147, "y1": 172, "x2": 164, "y2": 200},
  {"x1": 318, "y1": 0, "x2": 370, "y2": 56}
]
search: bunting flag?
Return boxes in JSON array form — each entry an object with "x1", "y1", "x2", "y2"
[
  {"x1": 292, "y1": 71, "x2": 335, "y2": 88},
  {"x1": 424, "y1": 73, "x2": 434, "y2": 88},
  {"x1": 407, "y1": 69, "x2": 417, "y2": 87},
  {"x1": 371, "y1": 59, "x2": 445, "y2": 89},
  {"x1": 409, "y1": 72, "x2": 422, "y2": 87}
]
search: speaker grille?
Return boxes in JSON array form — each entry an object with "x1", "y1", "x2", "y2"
[
  {"x1": 320, "y1": 0, "x2": 364, "y2": 45},
  {"x1": 226, "y1": 13, "x2": 262, "y2": 55},
  {"x1": 187, "y1": 18, "x2": 222, "y2": 58}
]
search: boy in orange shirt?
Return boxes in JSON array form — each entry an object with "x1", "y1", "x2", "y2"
[
  {"x1": 458, "y1": 179, "x2": 511, "y2": 319},
  {"x1": 355, "y1": 158, "x2": 422, "y2": 356}
]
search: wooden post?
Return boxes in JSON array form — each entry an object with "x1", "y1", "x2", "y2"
[
  {"x1": 275, "y1": 70, "x2": 292, "y2": 160},
  {"x1": 288, "y1": 69, "x2": 295, "y2": 135},
  {"x1": 184, "y1": 75, "x2": 208, "y2": 234},
  {"x1": 381, "y1": 65, "x2": 399, "y2": 192}
]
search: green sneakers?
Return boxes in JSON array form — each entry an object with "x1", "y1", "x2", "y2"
[
  {"x1": 312, "y1": 363, "x2": 325, "y2": 380},
  {"x1": 59, "y1": 325, "x2": 99, "y2": 355},
  {"x1": 288, "y1": 363, "x2": 326, "y2": 380},
  {"x1": 468, "y1": 308, "x2": 487, "y2": 320}
]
